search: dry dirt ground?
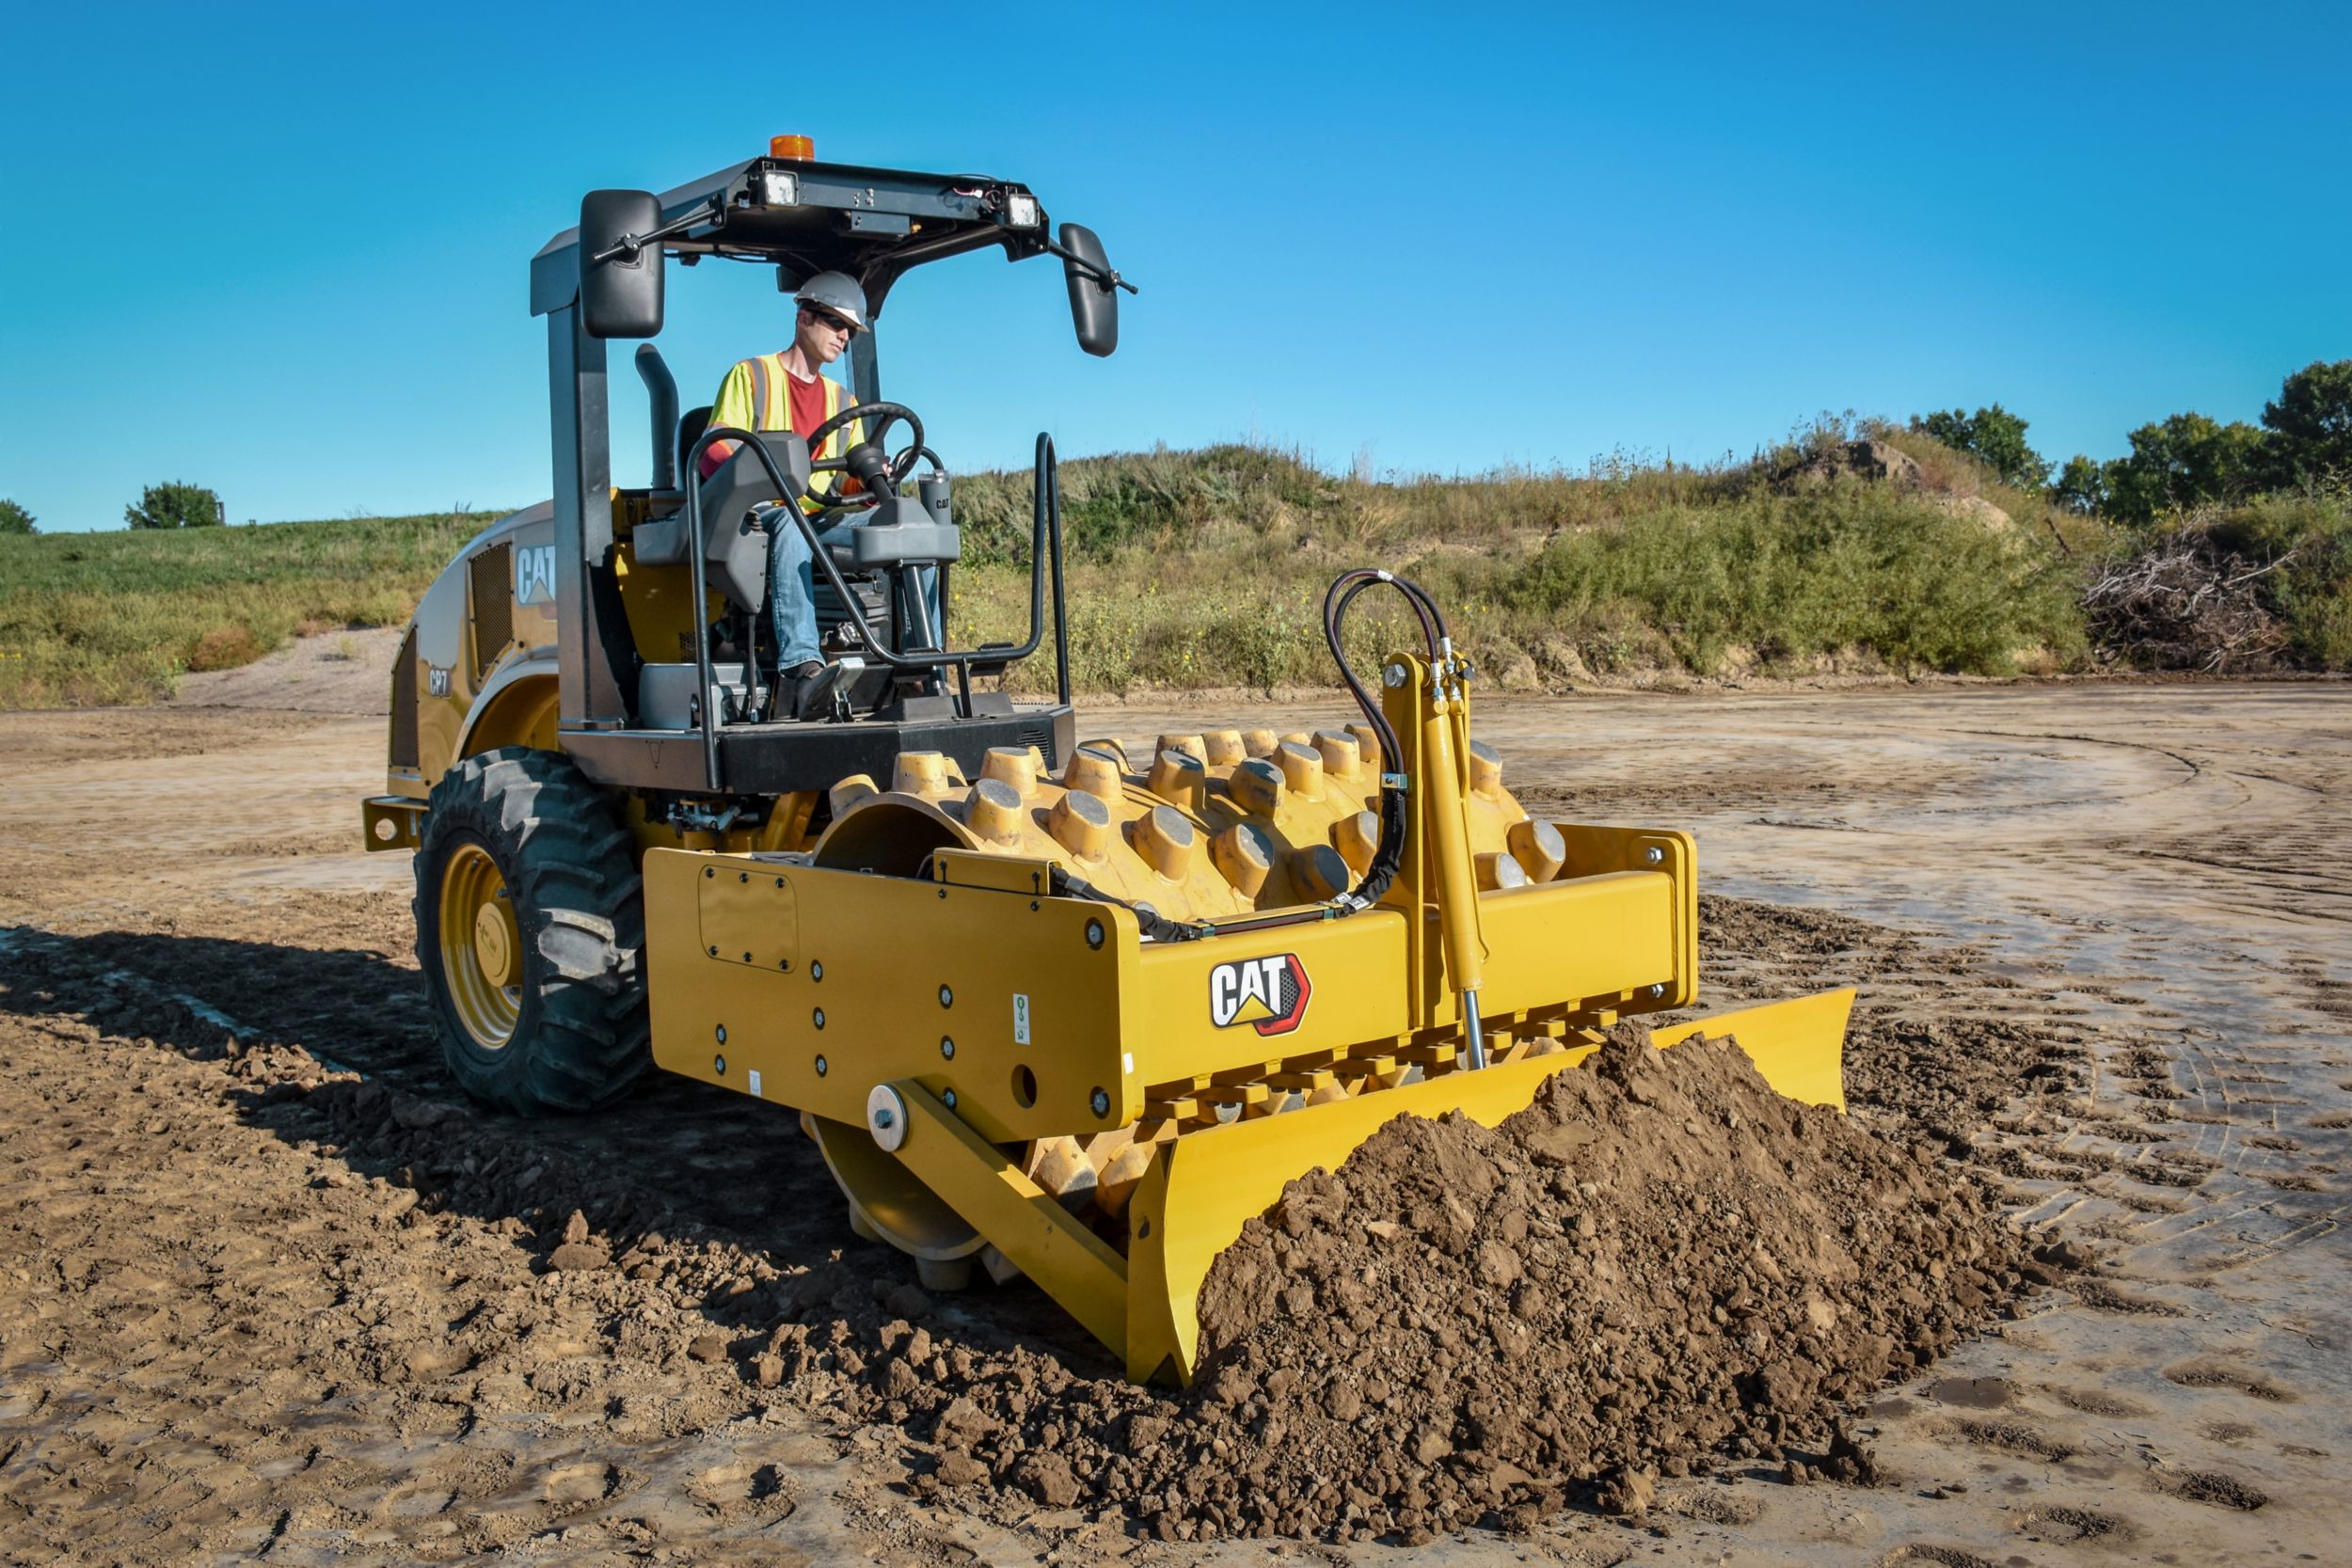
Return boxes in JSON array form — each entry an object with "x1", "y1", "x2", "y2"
[{"x1": 1, "y1": 644, "x2": 2346, "y2": 1565}]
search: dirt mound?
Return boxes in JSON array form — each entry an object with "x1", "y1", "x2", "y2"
[
  {"x1": 1156, "y1": 1024, "x2": 2031, "y2": 1539},
  {"x1": 753, "y1": 1023, "x2": 2039, "y2": 1545}
]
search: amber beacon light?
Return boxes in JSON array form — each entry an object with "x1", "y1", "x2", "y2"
[{"x1": 770, "y1": 134, "x2": 816, "y2": 161}]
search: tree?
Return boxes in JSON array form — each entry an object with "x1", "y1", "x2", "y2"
[
  {"x1": 2101, "y1": 414, "x2": 2269, "y2": 525},
  {"x1": 1909, "y1": 404, "x2": 2053, "y2": 490},
  {"x1": 2048, "y1": 454, "x2": 2107, "y2": 516},
  {"x1": 125, "y1": 482, "x2": 224, "y2": 529},
  {"x1": 0, "y1": 499, "x2": 33, "y2": 535},
  {"x1": 2262, "y1": 358, "x2": 2352, "y2": 487}
]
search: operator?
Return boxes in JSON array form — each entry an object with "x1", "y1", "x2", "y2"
[{"x1": 700, "y1": 271, "x2": 933, "y2": 715}]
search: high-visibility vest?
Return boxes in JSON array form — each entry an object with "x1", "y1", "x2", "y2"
[{"x1": 707, "y1": 353, "x2": 865, "y2": 466}]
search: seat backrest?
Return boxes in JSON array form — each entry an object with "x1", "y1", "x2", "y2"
[{"x1": 675, "y1": 405, "x2": 712, "y2": 485}]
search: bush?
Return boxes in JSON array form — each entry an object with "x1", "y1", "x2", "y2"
[
  {"x1": 2203, "y1": 492, "x2": 2352, "y2": 667},
  {"x1": 951, "y1": 443, "x2": 1353, "y2": 563},
  {"x1": 1498, "y1": 481, "x2": 2084, "y2": 676},
  {"x1": 185, "y1": 625, "x2": 265, "y2": 672},
  {"x1": 126, "y1": 481, "x2": 223, "y2": 530},
  {"x1": 0, "y1": 499, "x2": 33, "y2": 535}
]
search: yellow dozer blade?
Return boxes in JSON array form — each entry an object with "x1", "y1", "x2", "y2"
[{"x1": 641, "y1": 640, "x2": 1852, "y2": 1386}]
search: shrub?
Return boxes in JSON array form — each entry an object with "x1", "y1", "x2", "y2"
[
  {"x1": 126, "y1": 481, "x2": 223, "y2": 530},
  {"x1": 184, "y1": 625, "x2": 264, "y2": 672},
  {"x1": 0, "y1": 499, "x2": 34, "y2": 535},
  {"x1": 2203, "y1": 492, "x2": 2352, "y2": 667},
  {"x1": 1500, "y1": 481, "x2": 2084, "y2": 676}
]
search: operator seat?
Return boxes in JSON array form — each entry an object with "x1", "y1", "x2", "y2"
[{"x1": 628, "y1": 433, "x2": 809, "y2": 616}]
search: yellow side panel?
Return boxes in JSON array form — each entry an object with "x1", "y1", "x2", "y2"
[
  {"x1": 1424, "y1": 868, "x2": 1688, "y2": 1024},
  {"x1": 614, "y1": 541, "x2": 723, "y2": 665},
  {"x1": 1128, "y1": 915, "x2": 1411, "y2": 1087},
  {"x1": 644, "y1": 849, "x2": 1137, "y2": 1141}
]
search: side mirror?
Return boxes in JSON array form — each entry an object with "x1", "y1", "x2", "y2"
[
  {"x1": 1060, "y1": 223, "x2": 1119, "y2": 357},
  {"x1": 580, "y1": 190, "x2": 665, "y2": 339}
]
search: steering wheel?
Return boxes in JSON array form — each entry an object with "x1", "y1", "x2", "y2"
[{"x1": 801, "y1": 400, "x2": 926, "y2": 508}]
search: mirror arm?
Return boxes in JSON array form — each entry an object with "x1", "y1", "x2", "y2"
[
  {"x1": 589, "y1": 197, "x2": 724, "y2": 265},
  {"x1": 1037, "y1": 232, "x2": 1139, "y2": 294}
]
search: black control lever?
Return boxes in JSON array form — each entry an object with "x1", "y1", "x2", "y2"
[{"x1": 843, "y1": 441, "x2": 897, "y2": 499}]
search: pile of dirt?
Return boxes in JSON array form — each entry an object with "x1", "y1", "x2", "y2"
[{"x1": 763, "y1": 1023, "x2": 2042, "y2": 1544}]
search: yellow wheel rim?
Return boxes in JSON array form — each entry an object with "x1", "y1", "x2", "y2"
[{"x1": 438, "y1": 841, "x2": 522, "y2": 1050}]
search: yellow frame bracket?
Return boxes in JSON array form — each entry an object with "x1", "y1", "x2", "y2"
[{"x1": 886, "y1": 1080, "x2": 1130, "y2": 1354}]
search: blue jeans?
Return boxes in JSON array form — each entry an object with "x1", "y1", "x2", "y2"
[{"x1": 764, "y1": 511, "x2": 942, "y2": 669}]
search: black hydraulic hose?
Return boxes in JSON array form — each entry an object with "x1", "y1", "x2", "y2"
[
  {"x1": 1047, "y1": 566, "x2": 1452, "y2": 945},
  {"x1": 1321, "y1": 568, "x2": 1446, "y2": 915},
  {"x1": 1047, "y1": 865, "x2": 1205, "y2": 943}
]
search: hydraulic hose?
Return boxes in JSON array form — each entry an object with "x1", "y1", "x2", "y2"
[{"x1": 1048, "y1": 567, "x2": 1449, "y2": 944}]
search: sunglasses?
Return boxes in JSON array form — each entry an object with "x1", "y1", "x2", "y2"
[{"x1": 804, "y1": 308, "x2": 859, "y2": 338}]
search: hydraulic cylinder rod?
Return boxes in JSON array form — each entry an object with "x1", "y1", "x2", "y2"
[{"x1": 1417, "y1": 652, "x2": 1490, "y2": 1069}]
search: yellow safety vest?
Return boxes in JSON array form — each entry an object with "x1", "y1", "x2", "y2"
[{"x1": 707, "y1": 354, "x2": 866, "y2": 482}]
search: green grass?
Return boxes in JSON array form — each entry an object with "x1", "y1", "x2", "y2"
[
  {"x1": 0, "y1": 511, "x2": 494, "y2": 706},
  {"x1": 947, "y1": 436, "x2": 2096, "y2": 693},
  {"x1": 5, "y1": 437, "x2": 2344, "y2": 710}
]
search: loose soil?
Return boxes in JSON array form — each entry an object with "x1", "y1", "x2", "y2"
[
  {"x1": 2, "y1": 675, "x2": 2345, "y2": 1564},
  {"x1": 1174, "y1": 1025, "x2": 2033, "y2": 1543}
]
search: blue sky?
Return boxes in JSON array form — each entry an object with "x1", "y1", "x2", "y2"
[{"x1": 2, "y1": 3, "x2": 2345, "y2": 531}]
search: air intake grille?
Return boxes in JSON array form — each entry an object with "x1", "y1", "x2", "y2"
[
  {"x1": 469, "y1": 543, "x2": 513, "y2": 678},
  {"x1": 389, "y1": 628, "x2": 420, "y2": 768},
  {"x1": 1015, "y1": 719, "x2": 1058, "y2": 771}
]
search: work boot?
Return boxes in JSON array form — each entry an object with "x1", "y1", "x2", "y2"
[
  {"x1": 764, "y1": 660, "x2": 824, "y2": 721},
  {"x1": 787, "y1": 659, "x2": 846, "y2": 721}
]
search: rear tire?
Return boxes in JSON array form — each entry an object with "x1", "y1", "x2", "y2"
[{"x1": 414, "y1": 746, "x2": 648, "y2": 1114}]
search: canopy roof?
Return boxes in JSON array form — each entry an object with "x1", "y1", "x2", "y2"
[{"x1": 531, "y1": 155, "x2": 1053, "y2": 322}]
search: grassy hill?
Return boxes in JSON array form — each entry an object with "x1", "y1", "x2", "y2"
[
  {"x1": 0, "y1": 510, "x2": 492, "y2": 705},
  {"x1": 3, "y1": 429, "x2": 2344, "y2": 709}
]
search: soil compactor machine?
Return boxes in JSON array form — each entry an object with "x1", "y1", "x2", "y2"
[{"x1": 364, "y1": 140, "x2": 1853, "y2": 1386}]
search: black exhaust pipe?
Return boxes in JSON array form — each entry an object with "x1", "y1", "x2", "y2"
[{"x1": 634, "y1": 343, "x2": 679, "y2": 492}]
